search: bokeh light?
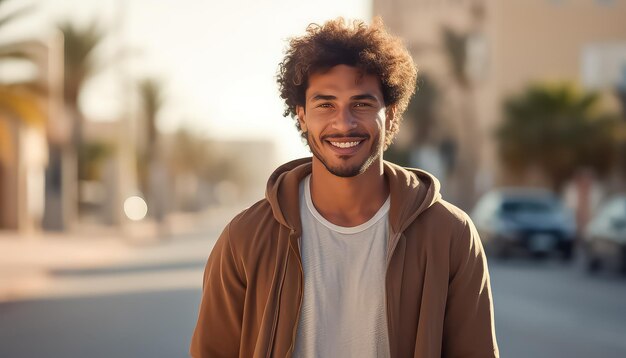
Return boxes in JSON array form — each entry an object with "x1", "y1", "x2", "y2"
[{"x1": 123, "y1": 195, "x2": 148, "y2": 221}]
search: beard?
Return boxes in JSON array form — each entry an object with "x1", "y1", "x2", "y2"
[{"x1": 306, "y1": 131, "x2": 383, "y2": 178}]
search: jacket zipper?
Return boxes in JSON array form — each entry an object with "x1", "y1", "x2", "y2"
[
  {"x1": 286, "y1": 231, "x2": 304, "y2": 356},
  {"x1": 383, "y1": 231, "x2": 402, "y2": 358},
  {"x1": 266, "y1": 237, "x2": 292, "y2": 358}
]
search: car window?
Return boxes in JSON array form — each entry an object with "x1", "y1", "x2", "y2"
[
  {"x1": 602, "y1": 199, "x2": 626, "y2": 220},
  {"x1": 590, "y1": 198, "x2": 626, "y2": 232},
  {"x1": 500, "y1": 199, "x2": 556, "y2": 214}
]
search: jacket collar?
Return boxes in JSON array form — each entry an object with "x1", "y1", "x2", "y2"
[{"x1": 265, "y1": 157, "x2": 441, "y2": 235}]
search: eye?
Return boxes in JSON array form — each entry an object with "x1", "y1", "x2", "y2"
[
  {"x1": 317, "y1": 103, "x2": 333, "y2": 108},
  {"x1": 354, "y1": 102, "x2": 372, "y2": 108}
]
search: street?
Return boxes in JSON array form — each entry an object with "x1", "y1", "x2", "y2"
[
  {"x1": 0, "y1": 289, "x2": 200, "y2": 358},
  {"x1": 0, "y1": 232, "x2": 214, "y2": 358},
  {"x1": 491, "y1": 257, "x2": 626, "y2": 358},
  {"x1": 1, "y1": 234, "x2": 626, "y2": 358}
]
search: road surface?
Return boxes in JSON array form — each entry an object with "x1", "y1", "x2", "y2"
[{"x1": 1, "y1": 235, "x2": 625, "y2": 357}]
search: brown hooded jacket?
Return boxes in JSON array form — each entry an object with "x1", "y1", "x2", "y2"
[{"x1": 190, "y1": 158, "x2": 499, "y2": 357}]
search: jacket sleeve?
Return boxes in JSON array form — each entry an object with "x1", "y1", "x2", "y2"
[
  {"x1": 442, "y1": 216, "x2": 499, "y2": 358},
  {"x1": 190, "y1": 222, "x2": 246, "y2": 358}
]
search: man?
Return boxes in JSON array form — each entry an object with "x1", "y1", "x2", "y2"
[{"x1": 191, "y1": 18, "x2": 498, "y2": 358}]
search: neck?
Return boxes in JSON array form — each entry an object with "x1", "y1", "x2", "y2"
[{"x1": 309, "y1": 157, "x2": 389, "y2": 227}]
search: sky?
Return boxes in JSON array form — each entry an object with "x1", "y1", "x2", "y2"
[{"x1": 1, "y1": 0, "x2": 373, "y2": 163}]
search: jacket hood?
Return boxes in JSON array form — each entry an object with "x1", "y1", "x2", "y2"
[{"x1": 265, "y1": 157, "x2": 441, "y2": 235}]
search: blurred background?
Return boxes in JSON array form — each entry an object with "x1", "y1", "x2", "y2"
[{"x1": 1, "y1": 0, "x2": 625, "y2": 357}]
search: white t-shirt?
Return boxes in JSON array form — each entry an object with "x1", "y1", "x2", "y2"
[{"x1": 293, "y1": 175, "x2": 391, "y2": 358}]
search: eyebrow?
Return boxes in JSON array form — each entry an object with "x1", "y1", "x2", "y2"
[
  {"x1": 351, "y1": 94, "x2": 379, "y2": 102},
  {"x1": 310, "y1": 94, "x2": 336, "y2": 102},
  {"x1": 309, "y1": 93, "x2": 380, "y2": 102}
]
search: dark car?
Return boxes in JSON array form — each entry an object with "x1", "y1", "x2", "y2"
[
  {"x1": 471, "y1": 188, "x2": 576, "y2": 259},
  {"x1": 581, "y1": 196, "x2": 626, "y2": 274}
]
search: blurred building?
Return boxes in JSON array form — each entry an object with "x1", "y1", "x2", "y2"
[
  {"x1": 0, "y1": 93, "x2": 48, "y2": 232},
  {"x1": 374, "y1": 0, "x2": 626, "y2": 204},
  {"x1": 0, "y1": 35, "x2": 72, "y2": 234}
]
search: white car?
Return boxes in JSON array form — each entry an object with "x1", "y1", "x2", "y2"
[{"x1": 581, "y1": 196, "x2": 626, "y2": 274}]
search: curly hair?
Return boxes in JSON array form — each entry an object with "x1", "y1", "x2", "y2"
[{"x1": 276, "y1": 17, "x2": 417, "y2": 148}]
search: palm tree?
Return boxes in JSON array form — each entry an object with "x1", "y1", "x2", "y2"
[
  {"x1": 137, "y1": 77, "x2": 168, "y2": 228},
  {"x1": 0, "y1": 0, "x2": 39, "y2": 90},
  {"x1": 496, "y1": 83, "x2": 621, "y2": 190},
  {"x1": 55, "y1": 20, "x2": 107, "y2": 221},
  {"x1": 438, "y1": 1, "x2": 487, "y2": 209},
  {"x1": 138, "y1": 77, "x2": 165, "y2": 156},
  {"x1": 385, "y1": 73, "x2": 442, "y2": 169},
  {"x1": 58, "y1": 20, "x2": 105, "y2": 151},
  {"x1": 0, "y1": 84, "x2": 45, "y2": 122},
  {"x1": 440, "y1": 26, "x2": 481, "y2": 209},
  {"x1": 441, "y1": 28, "x2": 469, "y2": 90},
  {"x1": 0, "y1": 0, "x2": 35, "y2": 61},
  {"x1": 0, "y1": 0, "x2": 47, "y2": 230}
]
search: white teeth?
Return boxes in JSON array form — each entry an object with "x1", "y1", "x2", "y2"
[{"x1": 330, "y1": 141, "x2": 361, "y2": 148}]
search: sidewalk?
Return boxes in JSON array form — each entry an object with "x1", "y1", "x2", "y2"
[{"x1": 0, "y1": 206, "x2": 241, "y2": 302}]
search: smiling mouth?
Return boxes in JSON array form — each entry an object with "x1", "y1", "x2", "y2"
[{"x1": 329, "y1": 141, "x2": 362, "y2": 148}]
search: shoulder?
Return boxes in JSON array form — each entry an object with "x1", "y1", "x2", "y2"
[
  {"x1": 230, "y1": 198, "x2": 275, "y2": 228},
  {"x1": 408, "y1": 199, "x2": 481, "y2": 258},
  {"x1": 223, "y1": 198, "x2": 282, "y2": 251},
  {"x1": 433, "y1": 201, "x2": 483, "y2": 262},
  {"x1": 419, "y1": 199, "x2": 474, "y2": 233}
]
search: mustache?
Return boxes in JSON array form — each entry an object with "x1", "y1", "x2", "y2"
[{"x1": 321, "y1": 132, "x2": 369, "y2": 140}]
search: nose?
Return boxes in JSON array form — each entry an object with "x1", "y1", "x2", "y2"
[{"x1": 331, "y1": 106, "x2": 357, "y2": 132}]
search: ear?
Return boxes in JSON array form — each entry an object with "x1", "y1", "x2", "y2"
[
  {"x1": 297, "y1": 105, "x2": 307, "y2": 132},
  {"x1": 385, "y1": 105, "x2": 397, "y2": 129}
]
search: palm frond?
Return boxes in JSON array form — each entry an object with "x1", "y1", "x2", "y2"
[
  {"x1": 0, "y1": 1, "x2": 35, "y2": 30},
  {"x1": 57, "y1": 20, "x2": 106, "y2": 103}
]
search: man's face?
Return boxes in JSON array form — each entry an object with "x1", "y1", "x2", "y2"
[{"x1": 297, "y1": 65, "x2": 392, "y2": 178}]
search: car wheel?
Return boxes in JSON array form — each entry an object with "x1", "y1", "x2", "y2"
[
  {"x1": 587, "y1": 256, "x2": 601, "y2": 273},
  {"x1": 619, "y1": 246, "x2": 626, "y2": 276},
  {"x1": 560, "y1": 242, "x2": 574, "y2": 262},
  {"x1": 584, "y1": 243, "x2": 602, "y2": 273}
]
